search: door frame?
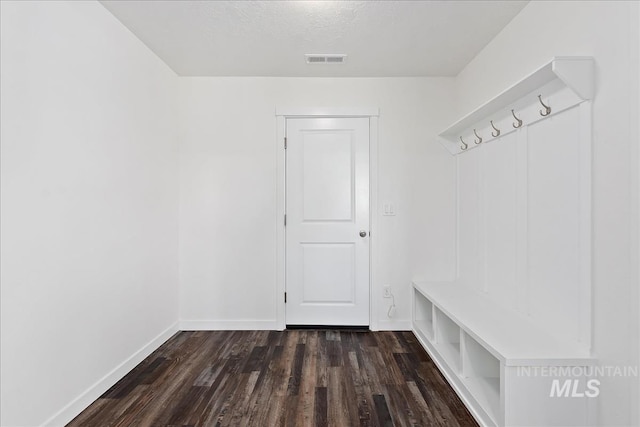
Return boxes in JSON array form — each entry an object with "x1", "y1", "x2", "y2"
[{"x1": 275, "y1": 108, "x2": 380, "y2": 330}]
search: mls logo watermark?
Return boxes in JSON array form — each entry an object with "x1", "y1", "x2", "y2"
[
  {"x1": 549, "y1": 378, "x2": 600, "y2": 397},
  {"x1": 516, "y1": 365, "x2": 638, "y2": 398}
]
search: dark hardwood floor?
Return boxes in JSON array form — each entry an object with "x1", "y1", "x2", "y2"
[{"x1": 68, "y1": 330, "x2": 478, "y2": 427}]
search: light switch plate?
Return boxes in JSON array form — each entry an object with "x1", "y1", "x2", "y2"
[{"x1": 383, "y1": 203, "x2": 395, "y2": 216}]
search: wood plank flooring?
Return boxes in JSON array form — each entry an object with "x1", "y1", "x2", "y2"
[{"x1": 68, "y1": 330, "x2": 478, "y2": 427}]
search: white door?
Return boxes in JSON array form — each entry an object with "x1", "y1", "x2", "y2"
[{"x1": 285, "y1": 117, "x2": 370, "y2": 326}]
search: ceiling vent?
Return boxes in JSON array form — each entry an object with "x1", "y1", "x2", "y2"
[{"x1": 305, "y1": 54, "x2": 347, "y2": 64}]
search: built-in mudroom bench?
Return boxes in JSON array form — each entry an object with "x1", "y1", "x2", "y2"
[
  {"x1": 412, "y1": 281, "x2": 593, "y2": 427},
  {"x1": 413, "y1": 57, "x2": 596, "y2": 427}
]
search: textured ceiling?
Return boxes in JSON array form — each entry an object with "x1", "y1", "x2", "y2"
[{"x1": 100, "y1": 0, "x2": 528, "y2": 77}]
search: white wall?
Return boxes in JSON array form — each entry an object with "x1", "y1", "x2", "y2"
[
  {"x1": 0, "y1": 2, "x2": 179, "y2": 426},
  {"x1": 637, "y1": 4, "x2": 640, "y2": 421},
  {"x1": 455, "y1": 1, "x2": 640, "y2": 426},
  {"x1": 178, "y1": 77, "x2": 457, "y2": 330}
]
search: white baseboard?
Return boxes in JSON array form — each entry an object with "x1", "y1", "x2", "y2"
[
  {"x1": 42, "y1": 322, "x2": 179, "y2": 427},
  {"x1": 375, "y1": 319, "x2": 412, "y2": 331},
  {"x1": 179, "y1": 320, "x2": 281, "y2": 330}
]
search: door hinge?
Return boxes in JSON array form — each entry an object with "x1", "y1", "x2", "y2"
[
  {"x1": 284, "y1": 292, "x2": 287, "y2": 303},
  {"x1": 284, "y1": 137, "x2": 287, "y2": 149},
  {"x1": 284, "y1": 214, "x2": 287, "y2": 226}
]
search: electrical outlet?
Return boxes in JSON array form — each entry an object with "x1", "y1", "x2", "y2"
[{"x1": 383, "y1": 285, "x2": 392, "y2": 298}]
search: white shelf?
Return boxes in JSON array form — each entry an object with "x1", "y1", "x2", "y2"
[
  {"x1": 438, "y1": 341, "x2": 461, "y2": 373},
  {"x1": 414, "y1": 282, "x2": 591, "y2": 366},
  {"x1": 463, "y1": 376, "x2": 500, "y2": 425},
  {"x1": 437, "y1": 56, "x2": 594, "y2": 155}
]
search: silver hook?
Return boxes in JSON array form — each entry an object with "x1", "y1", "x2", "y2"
[
  {"x1": 460, "y1": 136, "x2": 468, "y2": 151},
  {"x1": 538, "y1": 95, "x2": 551, "y2": 116},
  {"x1": 490, "y1": 120, "x2": 501, "y2": 137},
  {"x1": 473, "y1": 129, "x2": 482, "y2": 144},
  {"x1": 511, "y1": 109, "x2": 523, "y2": 128}
]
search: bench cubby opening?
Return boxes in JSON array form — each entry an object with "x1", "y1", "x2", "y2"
[
  {"x1": 462, "y1": 332, "x2": 501, "y2": 425},
  {"x1": 434, "y1": 307, "x2": 461, "y2": 373},
  {"x1": 413, "y1": 290, "x2": 434, "y2": 341}
]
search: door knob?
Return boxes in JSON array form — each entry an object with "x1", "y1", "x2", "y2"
[{"x1": 359, "y1": 230, "x2": 367, "y2": 238}]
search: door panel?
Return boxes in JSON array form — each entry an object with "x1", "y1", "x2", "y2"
[
  {"x1": 302, "y1": 243, "x2": 355, "y2": 303},
  {"x1": 302, "y1": 132, "x2": 353, "y2": 221},
  {"x1": 286, "y1": 117, "x2": 370, "y2": 326}
]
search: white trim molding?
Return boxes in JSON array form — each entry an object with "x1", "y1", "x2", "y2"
[
  {"x1": 276, "y1": 115, "x2": 287, "y2": 330},
  {"x1": 368, "y1": 116, "x2": 380, "y2": 331},
  {"x1": 275, "y1": 107, "x2": 379, "y2": 118}
]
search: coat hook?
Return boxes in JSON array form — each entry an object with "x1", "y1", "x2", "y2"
[
  {"x1": 538, "y1": 95, "x2": 551, "y2": 116},
  {"x1": 490, "y1": 120, "x2": 501, "y2": 137},
  {"x1": 460, "y1": 136, "x2": 468, "y2": 151},
  {"x1": 511, "y1": 109, "x2": 523, "y2": 128},
  {"x1": 473, "y1": 129, "x2": 482, "y2": 144}
]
